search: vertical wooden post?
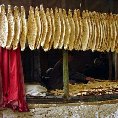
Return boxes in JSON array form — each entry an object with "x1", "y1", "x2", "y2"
[
  {"x1": 61, "y1": 0, "x2": 69, "y2": 99},
  {"x1": 108, "y1": 52, "x2": 112, "y2": 80},
  {"x1": 63, "y1": 50, "x2": 69, "y2": 99},
  {"x1": 108, "y1": 0, "x2": 113, "y2": 80},
  {"x1": 115, "y1": 53, "x2": 118, "y2": 80}
]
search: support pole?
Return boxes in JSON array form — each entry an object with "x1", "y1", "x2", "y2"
[
  {"x1": 63, "y1": 50, "x2": 69, "y2": 99},
  {"x1": 61, "y1": 0, "x2": 69, "y2": 99},
  {"x1": 108, "y1": 52, "x2": 112, "y2": 80},
  {"x1": 115, "y1": 53, "x2": 118, "y2": 80},
  {"x1": 108, "y1": 0, "x2": 113, "y2": 80}
]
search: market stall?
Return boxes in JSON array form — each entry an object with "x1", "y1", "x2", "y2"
[{"x1": 0, "y1": 0, "x2": 118, "y2": 112}]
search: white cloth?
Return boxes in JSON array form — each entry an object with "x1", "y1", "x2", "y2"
[{"x1": 25, "y1": 84, "x2": 47, "y2": 97}]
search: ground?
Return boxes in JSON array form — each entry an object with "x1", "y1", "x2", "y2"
[{"x1": 0, "y1": 100, "x2": 118, "y2": 118}]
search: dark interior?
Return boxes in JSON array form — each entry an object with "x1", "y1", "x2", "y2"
[{"x1": 21, "y1": 48, "x2": 110, "y2": 84}]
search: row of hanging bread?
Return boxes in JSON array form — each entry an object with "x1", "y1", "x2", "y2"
[{"x1": 0, "y1": 4, "x2": 118, "y2": 52}]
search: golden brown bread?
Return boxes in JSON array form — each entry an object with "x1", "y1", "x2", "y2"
[
  {"x1": 6, "y1": 5, "x2": 15, "y2": 49},
  {"x1": 0, "y1": 5, "x2": 8, "y2": 48}
]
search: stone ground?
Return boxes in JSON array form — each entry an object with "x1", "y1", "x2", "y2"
[{"x1": 0, "y1": 100, "x2": 118, "y2": 118}]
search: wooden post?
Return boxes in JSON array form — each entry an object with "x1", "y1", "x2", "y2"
[
  {"x1": 61, "y1": 0, "x2": 69, "y2": 99},
  {"x1": 108, "y1": 0, "x2": 113, "y2": 80},
  {"x1": 108, "y1": 52, "x2": 112, "y2": 80},
  {"x1": 63, "y1": 50, "x2": 69, "y2": 99},
  {"x1": 115, "y1": 53, "x2": 118, "y2": 80}
]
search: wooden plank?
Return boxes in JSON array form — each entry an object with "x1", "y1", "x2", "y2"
[{"x1": 26, "y1": 93, "x2": 118, "y2": 104}]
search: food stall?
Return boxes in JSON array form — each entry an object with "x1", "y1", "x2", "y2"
[{"x1": 0, "y1": 0, "x2": 118, "y2": 117}]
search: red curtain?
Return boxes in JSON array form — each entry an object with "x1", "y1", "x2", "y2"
[{"x1": 0, "y1": 47, "x2": 29, "y2": 112}]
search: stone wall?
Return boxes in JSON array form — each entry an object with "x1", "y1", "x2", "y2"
[{"x1": 0, "y1": 100, "x2": 118, "y2": 118}]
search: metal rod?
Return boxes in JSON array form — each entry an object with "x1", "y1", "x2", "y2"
[{"x1": 63, "y1": 50, "x2": 69, "y2": 99}]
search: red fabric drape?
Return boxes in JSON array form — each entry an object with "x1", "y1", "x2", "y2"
[
  {"x1": 0, "y1": 47, "x2": 29, "y2": 112},
  {"x1": 0, "y1": 47, "x2": 3, "y2": 106}
]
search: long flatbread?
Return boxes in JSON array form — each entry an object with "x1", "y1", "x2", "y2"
[
  {"x1": 81, "y1": 11, "x2": 89, "y2": 51},
  {"x1": 49, "y1": 8, "x2": 55, "y2": 49},
  {"x1": 53, "y1": 8, "x2": 61, "y2": 49},
  {"x1": 68, "y1": 9, "x2": 75, "y2": 51},
  {"x1": 35, "y1": 6, "x2": 42, "y2": 49},
  {"x1": 6, "y1": 5, "x2": 14, "y2": 49},
  {"x1": 12, "y1": 6, "x2": 21, "y2": 50},
  {"x1": 20, "y1": 6, "x2": 27, "y2": 51},
  {"x1": 73, "y1": 9, "x2": 79, "y2": 50},
  {"x1": 0, "y1": 5, "x2": 8, "y2": 48},
  {"x1": 58, "y1": 8, "x2": 65, "y2": 49},
  {"x1": 77, "y1": 10, "x2": 83, "y2": 50},
  {"x1": 40, "y1": 5, "x2": 48, "y2": 47},
  {"x1": 63, "y1": 9, "x2": 71, "y2": 50},
  {"x1": 43, "y1": 8, "x2": 52, "y2": 51},
  {"x1": 27, "y1": 6, "x2": 37, "y2": 50}
]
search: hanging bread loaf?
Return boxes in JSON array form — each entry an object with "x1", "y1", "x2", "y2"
[
  {"x1": 94, "y1": 13, "x2": 99, "y2": 51},
  {"x1": 20, "y1": 6, "x2": 27, "y2": 51},
  {"x1": 34, "y1": 6, "x2": 42, "y2": 49},
  {"x1": 49, "y1": 8, "x2": 55, "y2": 49},
  {"x1": 0, "y1": 4, "x2": 8, "y2": 48},
  {"x1": 115, "y1": 15, "x2": 118, "y2": 52},
  {"x1": 43, "y1": 8, "x2": 52, "y2": 51},
  {"x1": 58, "y1": 8, "x2": 65, "y2": 49},
  {"x1": 6, "y1": 5, "x2": 14, "y2": 49},
  {"x1": 63, "y1": 9, "x2": 71, "y2": 50},
  {"x1": 91, "y1": 12, "x2": 97, "y2": 52},
  {"x1": 40, "y1": 5, "x2": 48, "y2": 47},
  {"x1": 76, "y1": 9, "x2": 83, "y2": 50},
  {"x1": 88, "y1": 12, "x2": 94, "y2": 50},
  {"x1": 114, "y1": 15, "x2": 117, "y2": 52},
  {"x1": 12, "y1": 6, "x2": 21, "y2": 50},
  {"x1": 90, "y1": 12, "x2": 95, "y2": 51},
  {"x1": 101, "y1": 14, "x2": 106, "y2": 51},
  {"x1": 73, "y1": 9, "x2": 79, "y2": 50},
  {"x1": 105, "y1": 14, "x2": 109, "y2": 51},
  {"x1": 74, "y1": 9, "x2": 80, "y2": 50},
  {"x1": 81, "y1": 10, "x2": 89, "y2": 51},
  {"x1": 105, "y1": 14, "x2": 110, "y2": 52},
  {"x1": 98, "y1": 14, "x2": 103, "y2": 51},
  {"x1": 27, "y1": 6, "x2": 37, "y2": 50},
  {"x1": 111, "y1": 15, "x2": 117, "y2": 52},
  {"x1": 108, "y1": 14, "x2": 113, "y2": 52},
  {"x1": 87, "y1": 11, "x2": 93, "y2": 50},
  {"x1": 86, "y1": 11, "x2": 91, "y2": 50},
  {"x1": 100, "y1": 15, "x2": 104, "y2": 52},
  {"x1": 68, "y1": 9, "x2": 75, "y2": 50},
  {"x1": 53, "y1": 8, "x2": 61, "y2": 49},
  {"x1": 104, "y1": 14, "x2": 109, "y2": 51}
]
